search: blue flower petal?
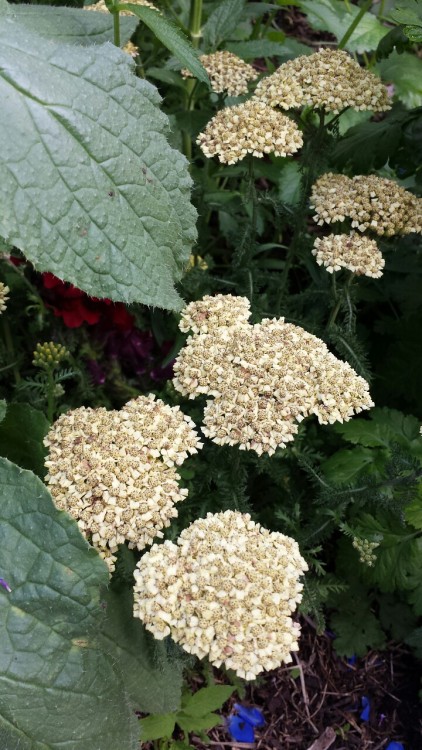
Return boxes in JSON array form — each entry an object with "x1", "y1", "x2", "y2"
[
  {"x1": 234, "y1": 703, "x2": 265, "y2": 727},
  {"x1": 385, "y1": 743, "x2": 404, "y2": 750},
  {"x1": 227, "y1": 715, "x2": 255, "y2": 742},
  {"x1": 360, "y1": 695, "x2": 371, "y2": 722},
  {"x1": 347, "y1": 655, "x2": 357, "y2": 665}
]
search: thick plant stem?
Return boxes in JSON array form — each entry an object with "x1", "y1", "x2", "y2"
[
  {"x1": 338, "y1": 0, "x2": 373, "y2": 50},
  {"x1": 326, "y1": 272, "x2": 355, "y2": 330},
  {"x1": 113, "y1": 8, "x2": 121, "y2": 47},
  {"x1": 276, "y1": 110, "x2": 326, "y2": 313},
  {"x1": 183, "y1": 0, "x2": 203, "y2": 158}
]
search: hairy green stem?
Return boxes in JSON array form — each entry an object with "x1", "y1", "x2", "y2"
[
  {"x1": 1, "y1": 318, "x2": 20, "y2": 384},
  {"x1": 112, "y1": 2, "x2": 121, "y2": 47},
  {"x1": 46, "y1": 369, "x2": 55, "y2": 424},
  {"x1": 338, "y1": 0, "x2": 373, "y2": 50},
  {"x1": 326, "y1": 272, "x2": 355, "y2": 330},
  {"x1": 183, "y1": 0, "x2": 203, "y2": 158}
]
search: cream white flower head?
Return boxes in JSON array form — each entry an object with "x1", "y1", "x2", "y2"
[
  {"x1": 173, "y1": 294, "x2": 374, "y2": 455},
  {"x1": 311, "y1": 173, "x2": 422, "y2": 237},
  {"x1": 197, "y1": 99, "x2": 303, "y2": 164},
  {"x1": 0, "y1": 282, "x2": 9, "y2": 313},
  {"x1": 182, "y1": 51, "x2": 258, "y2": 96},
  {"x1": 312, "y1": 232, "x2": 385, "y2": 278},
  {"x1": 133, "y1": 510, "x2": 308, "y2": 680},
  {"x1": 254, "y1": 47, "x2": 391, "y2": 114},
  {"x1": 44, "y1": 395, "x2": 202, "y2": 571},
  {"x1": 86, "y1": 0, "x2": 159, "y2": 15}
]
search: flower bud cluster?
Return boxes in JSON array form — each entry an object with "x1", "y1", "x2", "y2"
[
  {"x1": 352, "y1": 537, "x2": 380, "y2": 567},
  {"x1": 133, "y1": 510, "x2": 308, "y2": 680},
  {"x1": 173, "y1": 295, "x2": 374, "y2": 455},
  {"x1": 0, "y1": 282, "x2": 9, "y2": 313},
  {"x1": 311, "y1": 173, "x2": 422, "y2": 237},
  {"x1": 254, "y1": 48, "x2": 390, "y2": 114},
  {"x1": 197, "y1": 100, "x2": 303, "y2": 164},
  {"x1": 182, "y1": 51, "x2": 258, "y2": 96},
  {"x1": 33, "y1": 341, "x2": 69, "y2": 369},
  {"x1": 312, "y1": 232, "x2": 385, "y2": 278},
  {"x1": 44, "y1": 394, "x2": 202, "y2": 571}
]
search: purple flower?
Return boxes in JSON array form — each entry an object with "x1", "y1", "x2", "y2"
[
  {"x1": 0, "y1": 578, "x2": 11, "y2": 593},
  {"x1": 227, "y1": 704, "x2": 265, "y2": 743},
  {"x1": 86, "y1": 359, "x2": 106, "y2": 386},
  {"x1": 360, "y1": 695, "x2": 371, "y2": 722},
  {"x1": 385, "y1": 743, "x2": 404, "y2": 750},
  {"x1": 106, "y1": 329, "x2": 154, "y2": 376}
]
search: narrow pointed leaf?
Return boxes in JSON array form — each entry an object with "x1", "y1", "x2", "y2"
[{"x1": 118, "y1": 4, "x2": 209, "y2": 84}]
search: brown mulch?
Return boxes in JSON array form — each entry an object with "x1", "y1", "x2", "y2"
[{"x1": 188, "y1": 621, "x2": 422, "y2": 750}]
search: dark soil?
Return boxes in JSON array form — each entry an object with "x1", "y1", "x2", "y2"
[{"x1": 189, "y1": 622, "x2": 422, "y2": 750}]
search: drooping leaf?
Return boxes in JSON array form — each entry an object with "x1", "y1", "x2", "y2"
[
  {"x1": 9, "y1": 3, "x2": 137, "y2": 45},
  {"x1": 0, "y1": 11, "x2": 197, "y2": 310},
  {"x1": 225, "y1": 37, "x2": 311, "y2": 60},
  {"x1": 389, "y1": 0, "x2": 422, "y2": 41},
  {"x1": 118, "y1": 4, "x2": 209, "y2": 84},
  {"x1": 0, "y1": 400, "x2": 6, "y2": 423},
  {"x1": 0, "y1": 457, "x2": 138, "y2": 750},
  {"x1": 332, "y1": 108, "x2": 407, "y2": 172},
  {"x1": 202, "y1": 0, "x2": 246, "y2": 50},
  {"x1": 182, "y1": 685, "x2": 234, "y2": 716},
  {"x1": 321, "y1": 446, "x2": 379, "y2": 484},
  {"x1": 99, "y1": 584, "x2": 185, "y2": 714},
  {"x1": 376, "y1": 51, "x2": 422, "y2": 108},
  {"x1": 0, "y1": 402, "x2": 49, "y2": 477},
  {"x1": 298, "y1": 0, "x2": 388, "y2": 53}
]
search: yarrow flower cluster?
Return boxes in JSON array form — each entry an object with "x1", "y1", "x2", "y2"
[
  {"x1": 254, "y1": 47, "x2": 390, "y2": 113},
  {"x1": 173, "y1": 294, "x2": 374, "y2": 455},
  {"x1": 133, "y1": 510, "x2": 308, "y2": 679},
  {"x1": 312, "y1": 232, "x2": 385, "y2": 278},
  {"x1": 86, "y1": 0, "x2": 159, "y2": 15},
  {"x1": 181, "y1": 51, "x2": 258, "y2": 96},
  {"x1": 0, "y1": 282, "x2": 9, "y2": 313},
  {"x1": 44, "y1": 395, "x2": 202, "y2": 571},
  {"x1": 311, "y1": 173, "x2": 422, "y2": 237},
  {"x1": 197, "y1": 100, "x2": 303, "y2": 164}
]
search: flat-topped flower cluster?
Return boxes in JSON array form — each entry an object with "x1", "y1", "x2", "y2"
[
  {"x1": 133, "y1": 510, "x2": 308, "y2": 679},
  {"x1": 173, "y1": 294, "x2": 374, "y2": 455},
  {"x1": 44, "y1": 395, "x2": 202, "y2": 571}
]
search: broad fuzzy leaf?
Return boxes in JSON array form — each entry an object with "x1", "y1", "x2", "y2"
[
  {"x1": 9, "y1": 3, "x2": 137, "y2": 45},
  {"x1": 0, "y1": 458, "x2": 138, "y2": 750},
  {"x1": 118, "y1": 4, "x2": 209, "y2": 85},
  {"x1": 298, "y1": 0, "x2": 388, "y2": 53},
  {"x1": 0, "y1": 13, "x2": 197, "y2": 309}
]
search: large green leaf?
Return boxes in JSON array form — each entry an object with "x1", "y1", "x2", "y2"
[
  {"x1": 0, "y1": 402, "x2": 49, "y2": 477},
  {"x1": 118, "y1": 4, "x2": 209, "y2": 84},
  {"x1": 99, "y1": 583, "x2": 185, "y2": 714},
  {"x1": 202, "y1": 0, "x2": 246, "y2": 50},
  {"x1": 0, "y1": 9, "x2": 197, "y2": 310},
  {"x1": 298, "y1": 0, "x2": 388, "y2": 53},
  {"x1": 9, "y1": 3, "x2": 137, "y2": 45},
  {"x1": 376, "y1": 51, "x2": 422, "y2": 108},
  {"x1": 225, "y1": 37, "x2": 312, "y2": 60},
  {"x1": 0, "y1": 458, "x2": 138, "y2": 750}
]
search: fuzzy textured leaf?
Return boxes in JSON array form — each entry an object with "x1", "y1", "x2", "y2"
[
  {"x1": 298, "y1": 0, "x2": 388, "y2": 52},
  {"x1": 118, "y1": 4, "x2": 209, "y2": 84},
  {"x1": 0, "y1": 458, "x2": 137, "y2": 750},
  {"x1": 9, "y1": 3, "x2": 137, "y2": 45},
  {"x1": 0, "y1": 13, "x2": 197, "y2": 309}
]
